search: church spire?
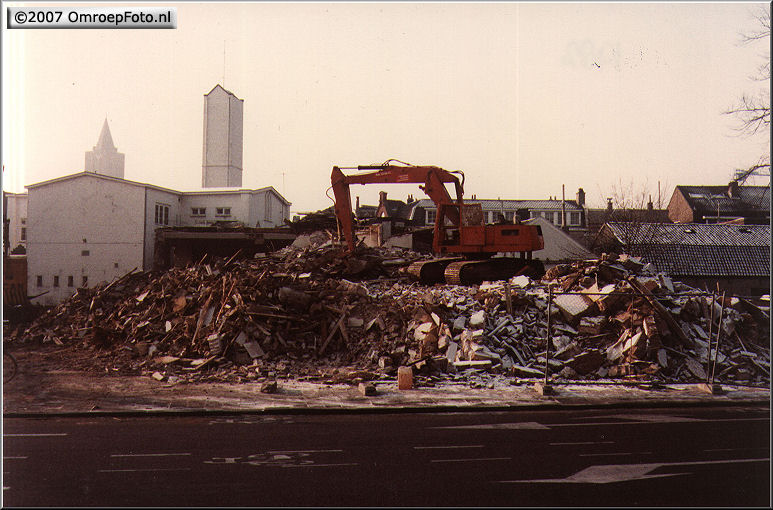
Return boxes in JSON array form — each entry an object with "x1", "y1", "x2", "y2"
[
  {"x1": 95, "y1": 118, "x2": 115, "y2": 150},
  {"x1": 85, "y1": 118, "x2": 124, "y2": 179}
]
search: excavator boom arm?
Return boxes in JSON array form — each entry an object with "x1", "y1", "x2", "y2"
[{"x1": 331, "y1": 165, "x2": 464, "y2": 252}]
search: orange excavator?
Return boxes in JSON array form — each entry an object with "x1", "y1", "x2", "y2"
[{"x1": 330, "y1": 162, "x2": 545, "y2": 285}]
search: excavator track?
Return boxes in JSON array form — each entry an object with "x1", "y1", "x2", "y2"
[
  {"x1": 444, "y1": 258, "x2": 545, "y2": 285},
  {"x1": 406, "y1": 257, "x2": 463, "y2": 284}
]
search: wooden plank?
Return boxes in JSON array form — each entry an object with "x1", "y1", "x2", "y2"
[
  {"x1": 319, "y1": 310, "x2": 347, "y2": 355},
  {"x1": 628, "y1": 277, "x2": 693, "y2": 349}
]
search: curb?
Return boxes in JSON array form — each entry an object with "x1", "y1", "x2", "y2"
[{"x1": 4, "y1": 394, "x2": 769, "y2": 419}]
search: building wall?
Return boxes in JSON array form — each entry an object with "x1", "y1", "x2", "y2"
[
  {"x1": 180, "y1": 193, "x2": 250, "y2": 226},
  {"x1": 144, "y1": 187, "x2": 182, "y2": 270},
  {"x1": 27, "y1": 175, "x2": 145, "y2": 305},
  {"x1": 676, "y1": 276, "x2": 769, "y2": 298},
  {"x1": 85, "y1": 149, "x2": 125, "y2": 179},
  {"x1": 202, "y1": 86, "x2": 243, "y2": 188},
  {"x1": 180, "y1": 189, "x2": 289, "y2": 228},
  {"x1": 5, "y1": 193, "x2": 28, "y2": 253},
  {"x1": 667, "y1": 189, "x2": 696, "y2": 223}
]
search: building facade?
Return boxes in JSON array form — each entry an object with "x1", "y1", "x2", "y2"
[
  {"x1": 26, "y1": 172, "x2": 291, "y2": 305},
  {"x1": 667, "y1": 183, "x2": 770, "y2": 224},
  {"x1": 3, "y1": 191, "x2": 28, "y2": 255}
]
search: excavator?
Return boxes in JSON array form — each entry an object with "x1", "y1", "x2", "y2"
[{"x1": 330, "y1": 161, "x2": 545, "y2": 285}]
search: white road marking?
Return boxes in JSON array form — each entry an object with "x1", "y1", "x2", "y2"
[
  {"x1": 549, "y1": 417, "x2": 770, "y2": 428},
  {"x1": 3, "y1": 433, "x2": 67, "y2": 437},
  {"x1": 590, "y1": 414, "x2": 701, "y2": 423},
  {"x1": 550, "y1": 441, "x2": 615, "y2": 446},
  {"x1": 705, "y1": 447, "x2": 768, "y2": 452},
  {"x1": 579, "y1": 452, "x2": 652, "y2": 457},
  {"x1": 110, "y1": 453, "x2": 191, "y2": 457},
  {"x1": 430, "y1": 422, "x2": 549, "y2": 430},
  {"x1": 414, "y1": 445, "x2": 485, "y2": 450},
  {"x1": 281, "y1": 463, "x2": 359, "y2": 468},
  {"x1": 430, "y1": 457, "x2": 512, "y2": 463},
  {"x1": 2, "y1": 456, "x2": 28, "y2": 460},
  {"x1": 267, "y1": 449, "x2": 343, "y2": 454},
  {"x1": 98, "y1": 468, "x2": 193, "y2": 473},
  {"x1": 496, "y1": 457, "x2": 770, "y2": 484}
]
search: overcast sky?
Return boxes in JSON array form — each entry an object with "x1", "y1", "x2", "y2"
[{"x1": 2, "y1": 1, "x2": 770, "y2": 213}]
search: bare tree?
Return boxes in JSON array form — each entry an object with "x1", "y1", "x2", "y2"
[
  {"x1": 590, "y1": 178, "x2": 672, "y2": 258},
  {"x1": 725, "y1": 7, "x2": 771, "y2": 182}
]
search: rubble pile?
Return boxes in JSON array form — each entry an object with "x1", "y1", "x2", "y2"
[{"x1": 8, "y1": 237, "x2": 769, "y2": 387}]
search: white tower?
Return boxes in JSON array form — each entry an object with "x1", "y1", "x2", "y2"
[
  {"x1": 85, "y1": 119, "x2": 125, "y2": 179},
  {"x1": 202, "y1": 84, "x2": 243, "y2": 188}
]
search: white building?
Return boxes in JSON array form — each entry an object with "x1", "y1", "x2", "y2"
[
  {"x1": 24, "y1": 84, "x2": 290, "y2": 305},
  {"x1": 202, "y1": 85, "x2": 243, "y2": 188},
  {"x1": 26, "y1": 172, "x2": 289, "y2": 305}
]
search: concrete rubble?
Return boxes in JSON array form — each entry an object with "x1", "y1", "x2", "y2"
[{"x1": 7, "y1": 234, "x2": 770, "y2": 390}]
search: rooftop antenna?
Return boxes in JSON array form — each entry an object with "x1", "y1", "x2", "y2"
[{"x1": 222, "y1": 40, "x2": 226, "y2": 87}]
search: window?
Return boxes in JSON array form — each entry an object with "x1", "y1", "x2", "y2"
[
  {"x1": 265, "y1": 196, "x2": 272, "y2": 221},
  {"x1": 21, "y1": 218, "x2": 26, "y2": 225},
  {"x1": 114, "y1": 262, "x2": 119, "y2": 268},
  {"x1": 216, "y1": 207, "x2": 231, "y2": 217},
  {"x1": 505, "y1": 211, "x2": 514, "y2": 222},
  {"x1": 53, "y1": 276, "x2": 60, "y2": 287},
  {"x1": 569, "y1": 211, "x2": 581, "y2": 226},
  {"x1": 82, "y1": 276, "x2": 88, "y2": 287},
  {"x1": 155, "y1": 203, "x2": 170, "y2": 225},
  {"x1": 81, "y1": 250, "x2": 90, "y2": 256},
  {"x1": 191, "y1": 207, "x2": 206, "y2": 216},
  {"x1": 426, "y1": 209, "x2": 437, "y2": 225},
  {"x1": 36, "y1": 275, "x2": 43, "y2": 287},
  {"x1": 20, "y1": 227, "x2": 26, "y2": 241},
  {"x1": 68, "y1": 276, "x2": 74, "y2": 287}
]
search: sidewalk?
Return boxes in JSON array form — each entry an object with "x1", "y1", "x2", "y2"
[{"x1": 3, "y1": 370, "x2": 769, "y2": 416}]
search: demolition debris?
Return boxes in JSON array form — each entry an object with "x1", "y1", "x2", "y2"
[{"x1": 8, "y1": 234, "x2": 770, "y2": 388}]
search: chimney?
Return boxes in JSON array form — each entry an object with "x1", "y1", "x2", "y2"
[
  {"x1": 407, "y1": 194, "x2": 414, "y2": 204},
  {"x1": 576, "y1": 188, "x2": 585, "y2": 207},
  {"x1": 379, "y1": 191, "x2": 387, "y2": 206},
  {"x1": 606, "y1": 198, "x2": 613, "y2": 212},
  {"x1": 356, "y1": 196, "x2": 360, "y2": 210},
  {"x1": 647, "y1": 194, "x2": 653, "y2": 211},
  {"x1": 728, "y1": 181, "x2": 739, "y2": 198}
]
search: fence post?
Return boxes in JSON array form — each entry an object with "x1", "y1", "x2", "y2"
[
  {"x1": 706, "y1": 292, "x2": 716, "y2": 384},
  {"x1": 699, "y1": 291, "x2": 725, "y2": 394},
  {"x1": 535, "y1": 285, "x2": 555, "y2": 395},
  {"x1": 710, "y1": 292, "x2": 726, "y2": 386}
]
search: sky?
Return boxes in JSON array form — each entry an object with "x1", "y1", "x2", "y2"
[{"x1": 2, "y1": 1, "x2": 770, "y2": 214}]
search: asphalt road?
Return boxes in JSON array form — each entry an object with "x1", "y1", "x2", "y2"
[{"x1": 2, "y1": 404, "x2": 770, "y2": 507}]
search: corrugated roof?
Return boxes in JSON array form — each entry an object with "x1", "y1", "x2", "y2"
[
  {"x1": 639, "y1": 245, "x2": 770, "y2": 277},
  {"x1": 603, "y1": 222, "x2": 770, "y2": 277},
  {"x1": 587, "y1": 208, "x2": 670, "y2": 233},
  {"x1": 605, "y1": 222, "x2": 770, "y2": 246}
]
